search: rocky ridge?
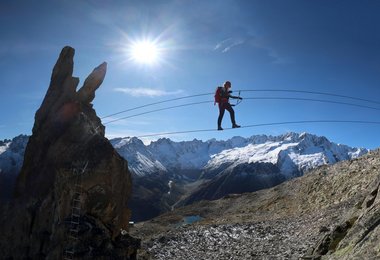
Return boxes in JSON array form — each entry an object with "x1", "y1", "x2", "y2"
[
  {"x1": 131, "y1": 149, "x2": 380, "y2": 259},
  {"x1": 0, "y1": 47, "x2": 139, "y2": 259}
]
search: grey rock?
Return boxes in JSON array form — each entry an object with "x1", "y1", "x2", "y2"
[{"x1": 0, "y1": 46, "x2": 139, "y2": 259}]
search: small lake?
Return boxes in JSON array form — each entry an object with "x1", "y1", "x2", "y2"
[
  {"x1": 175, "y1": 215, "x2": 203, "y2": 227},
  {"x1": 183, "y1": 215, "x2": 203, "y2": 225}
]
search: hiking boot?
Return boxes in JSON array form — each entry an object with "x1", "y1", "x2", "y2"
[
  {"x1": 218, "y1": 126, "x2": 223, "y2": 131},
  {"x1": 232, "y1": 124, "x2": 241, "y2": 128}
]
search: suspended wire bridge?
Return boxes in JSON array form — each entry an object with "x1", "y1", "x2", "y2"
[{"x1": 99, "y1": 89, "x2": 380, "y2": 138}]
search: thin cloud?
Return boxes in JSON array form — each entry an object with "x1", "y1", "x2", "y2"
[
  {"x1": 214, "y1": 38, "x2": 232, "y2": 51},
  {"x1": 222, "y1": 40, "x2": 244, "y2": 53},
  {"x1": 266, "y1": 48, "x2": 289, "y2": 64},
  {"x1": 247, "y1": 37, "x2": 291, "y2": 64},
  {"x1": 215, "y1": 35, "x2": 290, "y2": 64},
  {"x1": 214, "y1": 38, "x2": 245, "y2": 53},
  {"x1": 114, "y1": 88, "x2": 184, "y2": 97}
]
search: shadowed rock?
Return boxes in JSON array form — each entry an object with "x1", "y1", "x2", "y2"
[{"x1": 0, "y1": 46, "x2": 139, "y2": 259}]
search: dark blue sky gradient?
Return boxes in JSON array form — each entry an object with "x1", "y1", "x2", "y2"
[{"x1": 0, "y1": 0, "x2": 379, "y2": 148}]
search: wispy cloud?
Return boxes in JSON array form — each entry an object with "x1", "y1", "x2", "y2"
[
  {"x1": 114, "y1": 88, "x2": 184, "y2": 97},
  {"x1": 266, "y1": 48, "x2": 290, "y2": 64},
  {"x1": 214, "y1": 35, "x2": 290, "y2": 64},
  {"x1": 214, "y1": 38, "x2": 245, "y2": 53},
  {"x1": 214, "y1": 38, "x2": 232, "y2": 50}
]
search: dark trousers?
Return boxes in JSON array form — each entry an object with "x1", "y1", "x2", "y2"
[{"x1": 218, "y1": 102, "x2": 236, "y2": 127}]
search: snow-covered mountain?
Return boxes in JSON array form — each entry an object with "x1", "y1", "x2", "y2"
[
  {"x1": 111, "y1": 132, "x2": 367, "y2": 210},
  {"x1": 111, "y1": 136, "x2": 250, "y2": 178},
  {"x1": 201, "y1": 132, "x2": 366, "y2": 179},
  {"x1": 111, "y1": 137, "x2": 167, "y2": 176},
  {"x1": 112, "y1": 132, "x2": 367, "y2": 180},
  {"x1": 0, "y1": 132, "x2": 368, "y2": 220},
  {"x1": 0, "y1": 135, "x2": 29, "y2": 199}
]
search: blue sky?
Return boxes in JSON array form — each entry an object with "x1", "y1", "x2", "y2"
[{"x1": 1, "y1": 0, "x2": 380, "y2": 149}]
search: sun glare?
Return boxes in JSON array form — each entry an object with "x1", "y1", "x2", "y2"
[{"x1": 130, "y1": 40, "x2": 160, "y2": 65}]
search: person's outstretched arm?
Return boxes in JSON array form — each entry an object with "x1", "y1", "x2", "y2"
[{"x1": 228, "y1": 92, "x2": 243, "y2": 99}]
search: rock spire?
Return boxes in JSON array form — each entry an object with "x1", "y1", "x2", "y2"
[{"x1": 1, "y1": 46, "x2": 139, "y2": 259}]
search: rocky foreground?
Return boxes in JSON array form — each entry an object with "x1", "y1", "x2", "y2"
[{"x1": 131, "y1": 149, "x2": 380, "y2": 259}]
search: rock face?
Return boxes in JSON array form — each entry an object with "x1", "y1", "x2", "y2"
[
  {"x1": 308, "y1": 163, "x2": 380, "y2": 259},
  {"x1": 0, "y1": 46, "x2": 139, "y2": 259}
]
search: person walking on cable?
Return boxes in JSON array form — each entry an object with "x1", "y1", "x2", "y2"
[{"x1": 214, "y1": 81, "x2": 243, "y2": 130}]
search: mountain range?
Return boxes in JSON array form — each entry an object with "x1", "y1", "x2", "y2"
[
  {"x1": 1, "y1": 132, "x2": 368, "y2": 221},
  {"x1": 113, "y1": 132, "x2": 367, "y2": 179}
]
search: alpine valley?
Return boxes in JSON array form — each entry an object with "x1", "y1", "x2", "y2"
[{"x1": 1, "y1": 132, "x2": 367, "y2": 221}]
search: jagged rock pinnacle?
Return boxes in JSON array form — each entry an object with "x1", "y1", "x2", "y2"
[
  {"x1": 3, "y1": 46, "x2": 139, "y2": 258},
  {"x1": 78, "y1": 62, "x2": 107, "y2": 104},
  {"x1": 34, "y1": 46, "x2": 106, "y2": 134}
]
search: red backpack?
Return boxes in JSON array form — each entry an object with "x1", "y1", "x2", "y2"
[{"x1": 214, "y1": 86, "x2": 223, "y2": 105}]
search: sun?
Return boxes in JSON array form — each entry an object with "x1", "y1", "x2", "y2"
[
  {"x1": 129, "y1": 40, "x2": 160, "y2": 65},
  {"x1": 118, "y1": 33, "x2": 171, "y2": 67}
]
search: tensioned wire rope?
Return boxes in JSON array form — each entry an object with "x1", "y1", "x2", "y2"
[
  {"x1": 100, "y1": 89, "x2": 380, "y2": 138},
  {"x1": 135, "y1": 120, "x2": 380, "y2": 138},
  {"x1": 102, "y1": 96, "x2": 380, "y2": 125},
  {"x1": 100, "y1": 89, "x2": 380, "y2": 121},
  {"x1": 100, "y1": 92, "x2": 213, "y2": 120},
  {"x1": 238, "y1": 89, "x2": 380, "y2": 106}
]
